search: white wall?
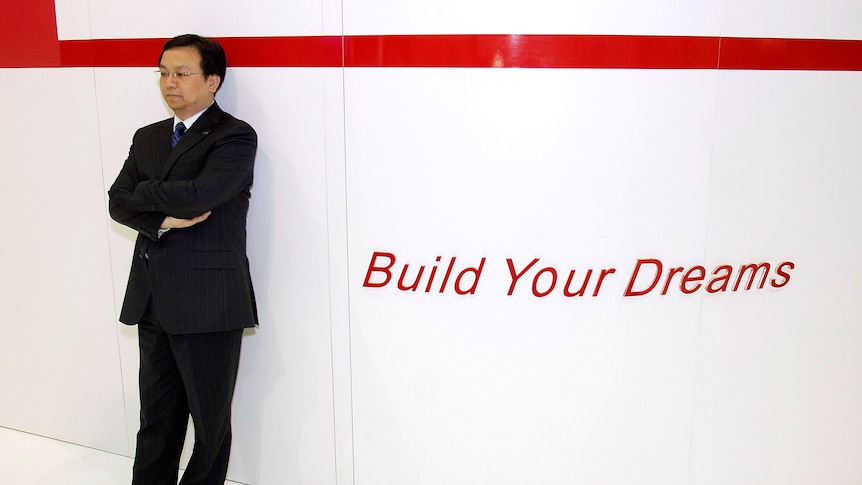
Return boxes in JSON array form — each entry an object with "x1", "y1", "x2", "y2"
[
  {"x1": 0, "y1": 68, "x2": 128, "y2": 454},
  {"x1": 1, "y1": 0, "x2": 861, "y2": 484}
]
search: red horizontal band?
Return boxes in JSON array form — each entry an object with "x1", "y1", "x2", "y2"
[
  {"x1": 60, "y1": 38, "x2": 166, "y2": 67},
  {"x1": 58, "y1": 36, "x2": 344, "y2": 68},
  {"x1": 720, "y1": 37, "x2": 862, "y2": 71},
  {"x1": 344, "y1": 35, "x2": 720, "y2": 69},
  {"x1": 7, "y1": 34, "x2": 862, "y2": 71},
  {"x1": 221, "y1": 36, "x2": 344, "y2": 67}
]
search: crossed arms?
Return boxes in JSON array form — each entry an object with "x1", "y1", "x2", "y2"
[{"x1": 108, "y1": 122, "x2": 256, "y2": 241}]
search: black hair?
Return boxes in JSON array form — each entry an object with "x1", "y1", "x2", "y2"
[{"x1": 159, "y1": 34, "x2": 227, "y2": 92}]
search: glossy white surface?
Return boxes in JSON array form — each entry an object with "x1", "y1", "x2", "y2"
[
  {"x1": 690, "y1": 71, "x2": 862, "y2": 484},
  {"x1": 228, "y1": 68, "x2": 339, "y2": 485},
  {"x1": 55, "y1": 0, "x2": 331, "y2": 39},
  {"x1": 54, "y1": 0, "x2": 862, "y2": 41},
  {"x1": 343, "y1": 0, "x2": 723, "y2": 35},
  {"x1": 721, "y1": 0, "x2": 862, "y2": 39},
  {"x1": 0, "y1": 69, "x2": 128, "y2": 455},
  {"x1": 344, "y1": 68, "x2": 719, "y2": 485},
  {"x1": 0, "y1": 426, "x2": 246, "y2": 485}
]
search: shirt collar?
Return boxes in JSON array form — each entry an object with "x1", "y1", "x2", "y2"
[{"x1": 173, "y1": 101, "x2": 214, "y2": 131}]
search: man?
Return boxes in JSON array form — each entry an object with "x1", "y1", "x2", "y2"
[{"x1": 108, "y1": 34, "x2": 258, "y2": 485}]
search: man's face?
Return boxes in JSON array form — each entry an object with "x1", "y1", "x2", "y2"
[{"x1": 158, "y1": 46, "x2": 220, "y2": 119}]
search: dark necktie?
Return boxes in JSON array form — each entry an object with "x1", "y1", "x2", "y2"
[{"x1": 171, "y1": 121, "x2": 186, "y2": 148}]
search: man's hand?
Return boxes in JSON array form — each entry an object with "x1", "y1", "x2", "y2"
[{"x1": 161, "y1": 211, "x2": 212, "y2": 229}]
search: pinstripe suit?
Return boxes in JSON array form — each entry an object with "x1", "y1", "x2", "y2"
[{"x1": 109, "y1": 102, "x2": 257, "y2": 484}]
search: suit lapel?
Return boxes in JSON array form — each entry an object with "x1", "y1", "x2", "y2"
[
  {"x1": 152, "y1": 119, "x2": 173, "y2": 181},
  {"x1": 157, "y1": 103, "x2": 223, "y2": 180}
]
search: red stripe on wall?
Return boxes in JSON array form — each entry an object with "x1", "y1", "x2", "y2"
[
  {"x1": 60, "y1": 38, "x2": 168, "y2": 67},
  {"x1": 220, "y1": 36, "x2": 344, "y2": 67},
  {"x1": 720, "y1": 37, "x2": 862, "y2": 71},
  {"x1": 59, "y1": 37, "x2": 344, "y2": 68},
  {"x1": 344, "y1": 35, "x2": 721, "y2": 69},
  {"x1": 6, "y1": 34, "x2": 862, "y2": 71}
]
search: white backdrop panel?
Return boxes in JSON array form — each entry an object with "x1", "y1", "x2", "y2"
[
  {"x1": 0, "y1": 68, "x2": 128, "y2": 454},
  {"x1": 96, "y1": 66, "x2": 341, "y2": 483},
  {"x1": 343, "y1": 0, "x2": 722, "y2": 35},
  {"x1": 321, "y1": 67, "x2": 355, "y2": 485},
  {"x1": 344, "y1": 68, "x2": 719, "y2": 485},
  {"x1": 720, "y1": 0, "x2": 862, "y2": 39},
  {"x1": 689, "y1": 71, "x2": 862, "y2": 485},
  {"x1": 54, "y1": 0, "x2": 334, "y2": 40},
  {"x1": 232, "y1": 68, "x2": 339, "y2": 485},
  {"x1": 53, "y1": 0, "x2": 92, "y2": 40}
]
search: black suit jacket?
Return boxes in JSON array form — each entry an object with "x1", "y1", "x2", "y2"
[{"x1": 109, "y1": 102, "x2": 258, "y2": 334}]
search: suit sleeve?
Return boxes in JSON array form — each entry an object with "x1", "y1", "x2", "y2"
[
  {"x1": 128, "y1": 123, "x2": 257, "y2": 220},
  {"x1": 108, "y1": 130, "x2": 168, "y2": 242}
]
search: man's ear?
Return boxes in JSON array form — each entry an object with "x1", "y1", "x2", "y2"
[{"x1": 207, "y1": 75, "x2": 221, "y2": 94}]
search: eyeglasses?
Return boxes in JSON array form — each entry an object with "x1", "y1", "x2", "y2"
[{"x1": 155, "y1": 71, "x2": 202, "y2": 80}]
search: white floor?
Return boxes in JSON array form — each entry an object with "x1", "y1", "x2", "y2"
[{"x1": 0, "y1": 426, "x2": 245, "y2": 484}]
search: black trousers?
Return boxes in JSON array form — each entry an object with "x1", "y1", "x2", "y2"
[{"x1": 132, "y1": 303, "x2": 243, "y2": 485}]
